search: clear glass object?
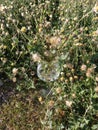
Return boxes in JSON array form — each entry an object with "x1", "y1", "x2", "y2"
[{"x1": 37, "y1": 59, "x2": 61, "y2": 82}]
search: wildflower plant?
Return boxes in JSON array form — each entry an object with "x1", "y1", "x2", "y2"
[{"x1": 0, "y1": 0, "x2": 98, "y2": 129}]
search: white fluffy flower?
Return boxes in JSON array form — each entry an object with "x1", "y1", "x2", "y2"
[
  {"x1": 0, "y1": 5, "x2": 5, "y2": 12},
  {"x1": 66, "y1": 100, "x2": 73, "y2": 107},
  {"x1": 32, "y1": 53, "x2": 41, "y2": 62},
  {"x1": 12, "y1": 68, "x2": 18, "y2": 76},
  {"x1": 93, "y1": 4, "x2": 98, "y2": 14}
]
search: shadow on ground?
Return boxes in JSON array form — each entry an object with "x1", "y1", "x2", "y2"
[
  {"x1": 0, "y1": 73, "x2": 17, "y2": 106},
  {"x1": 0, "y1": 73, "x2": 45, "y2": 130}
]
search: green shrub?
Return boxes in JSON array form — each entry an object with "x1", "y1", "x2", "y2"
[{"x1": 0, "y1": 0, "x2": 98, "y2": 129}]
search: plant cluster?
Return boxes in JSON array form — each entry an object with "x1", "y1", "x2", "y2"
[{"x1": 0, "y1": 0, "x2": 98, "y2": 129}]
